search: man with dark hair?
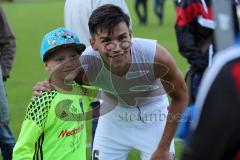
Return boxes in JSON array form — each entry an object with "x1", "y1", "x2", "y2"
[
  {"x1": 0, "y1": 6, "x2": 16, "y2": 160},
  {"x1": 34, "y1": 4, "x2": 188, "y2": 160},
  {"x1": 83, "y1": 4, "x2": 187, "y2": 160}
]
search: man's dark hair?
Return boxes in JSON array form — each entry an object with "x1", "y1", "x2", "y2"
[{"x1": 88, "y1": 4, "x2": 130, "y2": 36}]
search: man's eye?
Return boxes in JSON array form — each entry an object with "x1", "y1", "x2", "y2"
[
  {"x1": 119, "y1": 36, "x2": 127, "y2": 41},
  {"x1": 101, "y1": 40, "x2": 108, "y2": 43},
  {"x1": 101, "y1": 39, "x2": 111, "y2": 43}
]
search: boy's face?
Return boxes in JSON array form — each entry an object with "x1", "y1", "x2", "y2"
[
  {"x1": 90, "y1": 22, "x2": 132, "y2": 73},
  {"x1": 45, "y1": 47, "x2": 80, "y2": 80}
]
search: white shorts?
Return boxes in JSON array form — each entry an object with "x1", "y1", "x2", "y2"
[{"x1": 92, "y1": 96, "x2": 175, "y2": 160}]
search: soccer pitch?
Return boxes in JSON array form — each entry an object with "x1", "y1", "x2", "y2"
[{"x1": 2, "y1": 0, "x2": 188, "y2": 159}]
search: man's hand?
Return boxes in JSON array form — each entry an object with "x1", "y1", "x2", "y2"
[
  {"x1": 150, "y1": 149, "x2": 172, "y2": 160},
  {"x1": 32, "y1": 79, "x2": 53, "y2": 96}
]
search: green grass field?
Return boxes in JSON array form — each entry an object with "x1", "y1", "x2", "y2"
[{"x1": 2, "y1": 0, "x2": 188, "y2": 159}]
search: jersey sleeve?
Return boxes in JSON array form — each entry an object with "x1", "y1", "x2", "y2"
[
  {"x1": 13, "y1": 91, "x2": 57, "y2": 160},
  {"x1": 132, "y1": 38, "x2": 157, "y2": 63}
]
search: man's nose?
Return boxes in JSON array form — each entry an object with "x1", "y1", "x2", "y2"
[{"x1": 111, "y1": 41, "x2": 121, "y2": 52}]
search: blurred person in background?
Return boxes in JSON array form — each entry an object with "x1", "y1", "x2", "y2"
[
  {"x1": 180, "y1": 2, "x2": 240, "y2": 159},
  {"x1": 0, "y1": 5, "x2": 16, "y2": 160},
  {"x1": 64, "y1": 0, "x2": 131, "y2": 46},
  {"x1": 2, "y1": 0, "x2": 14, "y2": 2},
  {"x1": 174, "y1": 0, "x2": 214, "y2": 140},
  {"x1": 134, "y1": 0, "x2": 148, "y2": 25},
  {"x1": 180, "y1": 35, "x2": 240, "y2": 160},
  {"x1": 154, "y1": 0, "x2": 165, "y2": 25}
]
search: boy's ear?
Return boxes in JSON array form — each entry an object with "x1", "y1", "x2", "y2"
[
  {"x1": 90, "y1": 37, "x2": 98, "y2": 51},
  {"x1": 44, "y1": 63, "x2": 52, "y2": 72}
]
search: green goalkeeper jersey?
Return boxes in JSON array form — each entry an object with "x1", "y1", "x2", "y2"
[{"x1": 13, "y1": 86, "x2": 91, "y2": 160}]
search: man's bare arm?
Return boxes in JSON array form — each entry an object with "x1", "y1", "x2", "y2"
[{"x1": 151, "y1": 44, "x2": 188, "y2": 160}]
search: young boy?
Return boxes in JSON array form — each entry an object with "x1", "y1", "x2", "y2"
[{"x1": 13, "y1": 28, "x2": 90, "y2": 160}]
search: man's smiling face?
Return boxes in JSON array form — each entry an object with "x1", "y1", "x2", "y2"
[{"x1": 90, "y1": 22, "x2": 132, "y2": 73}]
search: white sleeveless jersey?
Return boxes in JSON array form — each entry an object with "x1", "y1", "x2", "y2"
[
  {"x1": 80, "y1": 38, "x2": 167, "y2": 107},
  {"x1": 87, "y1": 38, "x2": 175, "y2": 159}
]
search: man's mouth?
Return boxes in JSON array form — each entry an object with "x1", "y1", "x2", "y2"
[{"x1": 108, "y1": 52, "x2": 125, "y2": 59}]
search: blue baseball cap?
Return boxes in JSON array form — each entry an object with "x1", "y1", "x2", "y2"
[{"x1": 40, "y1": 27, "x2": 86, "y2": 61}]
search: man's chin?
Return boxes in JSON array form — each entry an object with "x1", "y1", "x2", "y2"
[{"x1": 109, "y1": 65, "x2": 125, "y2": 72}]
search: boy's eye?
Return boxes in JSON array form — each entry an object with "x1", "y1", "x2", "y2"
[
  {"x1": 71, "y1": 54, "x2": 79, "y2": 58},
  {"x1": 55, "y1": 57, "x2": 65, "y2": 62},
  {"x1": 71, "y1": 54, "x2": 80, "y2": 61}
]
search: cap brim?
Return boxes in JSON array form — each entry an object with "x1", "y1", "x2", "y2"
[
  {"x1": 43, "y1": 43, "x2": 86, "y2": 62},
  {"x1": 75, "y1": 43, "x2": 86, "y2": 54}
]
